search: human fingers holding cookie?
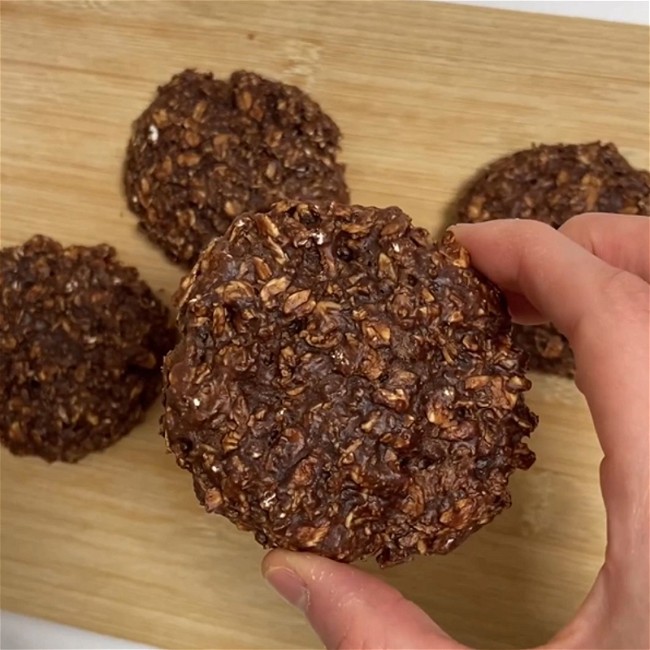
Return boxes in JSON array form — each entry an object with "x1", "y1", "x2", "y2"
[{"x1": 262, "y1": 213, "x2": 650, "y2": 650}]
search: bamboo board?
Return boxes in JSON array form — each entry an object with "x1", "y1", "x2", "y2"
[{"x1": 1, "y1": 2, "x2": 648, "y2": 648}]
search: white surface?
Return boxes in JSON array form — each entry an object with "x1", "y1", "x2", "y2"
[
  {"x1": 456, "y1": 0, "x2": 649, "y2": 25},
  {"x1": 0, "y1": 612, "x2": 152, "y2": 650},
  {"x1": 2, "y1": 2, "x2": 646, "y2": 649}
]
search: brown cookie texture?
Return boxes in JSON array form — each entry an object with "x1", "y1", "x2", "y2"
[
  {"x1": 162, "y1": 201, "x2": 538, "y2": 567},
  {"x1": 457, "y1": 142, "x2": 650, "y2": 226},
  {"x1": 125, "y1": 69, "x2": 349, "y2": 267},
  {"x1": 513, "y1": 324, "x2": 576, "y2": 378},
  {"x1": 0, "y1": 235, "x2": 176, "y2": 462},
  {"x1": 456, "y1": 141, "x2": 650, "y2": 378}
]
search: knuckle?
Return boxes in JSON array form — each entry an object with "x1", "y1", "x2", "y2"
[
  {"x1": 333, "y1": 592, "x2": 409, "y2": 650},
  {"x1": 571, "y1": 269, "x2": 648, "y2": 346},
  {"x1": 561, "y1": 211, "x2": 602, "y2": 228},
  {"x1": 599, "y1": 269, "x2": 649, "y2": 322},
  {"x1": 334, "y1": 629, "x2": 379, "y2": 650},
  {"x1": 559, "y1": 211, "x2": 593, "y2": 236},
  {"x1": 521, "y1": 219, "x2": 555, "y2": 238}
]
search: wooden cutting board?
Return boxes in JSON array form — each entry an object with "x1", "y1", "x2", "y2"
[{"x1": 1, "y1": 2, "x2": 648, "y2": 648}]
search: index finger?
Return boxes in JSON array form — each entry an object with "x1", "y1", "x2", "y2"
[{"x1": 452, "y1": 219, "x2": 648, "y2": 349}]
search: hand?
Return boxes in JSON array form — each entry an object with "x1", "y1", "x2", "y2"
[{"x1": 262, "y1": 213, "x2": 650, "y2": 649}]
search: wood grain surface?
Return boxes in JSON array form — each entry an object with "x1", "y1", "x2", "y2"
[{"x1": 1, "y1": 2, "x2": 648, "y2": 648}]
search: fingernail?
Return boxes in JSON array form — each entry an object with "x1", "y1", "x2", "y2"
[{"x1": 264, "y1": 566, "x2": 309, "y2": 611}]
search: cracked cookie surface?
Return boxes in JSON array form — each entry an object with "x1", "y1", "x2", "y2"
[{"x1": 162, "y1": 201, "x2": 537, "y2": 566}]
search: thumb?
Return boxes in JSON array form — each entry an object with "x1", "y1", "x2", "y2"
[{"x1": 262, "y1": 550, "x2": 467, "y2": 650}]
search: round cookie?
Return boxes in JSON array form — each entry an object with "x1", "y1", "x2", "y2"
[
  {"x1": 456, "y1": 141, "x2": 650, "y2": 377},
  {"x1": 125, "y1": 69, "x2": 349, "y2": 267},
  {"x1": 0, "y1": 235, "x2": 176, "y2": 462},
  {"x1": 457, "y1": 142, "x2": 650, "y2": 226},
  {"x1": 162, "y1": 201, "x2": 538, "y2": 566}
]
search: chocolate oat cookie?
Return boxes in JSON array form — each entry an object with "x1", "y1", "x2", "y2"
[
  {"x1": 456, "y1": 141, "x2": 650, "y2": 377},
  {"x1": 125, "y1": 69, "x2": 349, "y2": 267},
  {"x1": 162, "y1": 201, "x2": 538, "y2": 566},
  {"x1": 0, "y1": 235, "x2": 175, "y2": 462}
]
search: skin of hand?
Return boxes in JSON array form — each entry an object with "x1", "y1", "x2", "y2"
[{"x1": 262, "y1": 213, "x2": 650, "y2": 650}]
